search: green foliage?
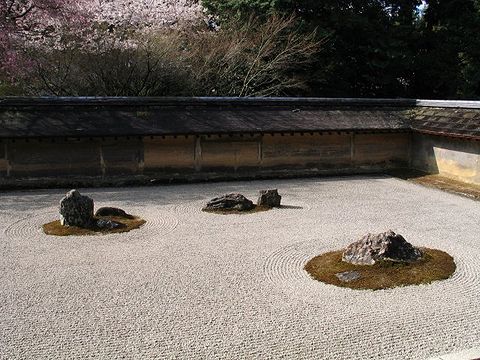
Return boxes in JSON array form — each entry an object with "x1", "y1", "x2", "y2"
[
  {"x1": 203, "y1": 0, "x2": 480, "y2": 99},
  {"x1": 203, "y1": 0, "x2": 423, "y2": 97},
  {"x1": 413, "y1": 0, "x2": 480, "y2": 98},
  {"x1": 202, "y1": 0, "x2": 281, "y2": 15},
  {"x1": 3, "y1": 0, "x2": 480, "y2": 99}
]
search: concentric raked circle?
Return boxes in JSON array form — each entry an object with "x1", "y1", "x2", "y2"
[
  {"x1": 263, "y1": 239, "x2": 480, "y2": 303},
  {"x1": 263, "y1": 240, "x2": 331, "y2": 285},
  {"x1": 4, "y1": 210, "x2": 57, "y2": 240},
  {"x1": 135, "y1": 206, "x2": 179, "y2": 235},
  {"x1": 4, "y1": 207, "x2": 179, "y2": 240}
]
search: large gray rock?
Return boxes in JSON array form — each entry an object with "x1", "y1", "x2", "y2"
[
  {"x1": 257, "y1": 189, "x2": 282, "y2": 208},
  {"x1": 203, "y1": 193, "x2": 254, "y2": 212},
  {"x1": 342, "y1": 230, "x2": 423, "y2": 265},
  {"x1": 59, "y1": 190, "x2": 94, "y2": 227}
]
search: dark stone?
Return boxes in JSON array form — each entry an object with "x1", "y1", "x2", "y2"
[
  {"x1": 59, "y1": 189, "x2": 94, "y2": 228},
  {"x1": 342, "y1": 230, "x2": 423, "y2": 265},
  {"x1": 96, "y1": 219, "x2": 124, "y2": 230},
  {"x1": 257, "y1": 189, "x2": 282, "y2": 208},
  {"x1": 203, "y1": 193, "x2": 254, "y2": 212},
  {"x1": 95, "y1": 207, "x2": 131, "y2": 218},
  {"x1": 335, "y1": 271, "x2": 361, "y2": 282}
]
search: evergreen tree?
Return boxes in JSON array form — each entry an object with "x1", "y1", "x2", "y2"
[{"x1": 202, "y1": 0, "x2": 423, "y2": 97}]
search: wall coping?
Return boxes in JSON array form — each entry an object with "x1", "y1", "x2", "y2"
[
  {"x1": 0, "y1": 97, "x2": 414, "y2": 107},
  {"x1": 1, "y1": 97, "x2": 479, "y2": 140},
  {"x1": 0, "y1": 96, "x2": 478, "y2": 108}
]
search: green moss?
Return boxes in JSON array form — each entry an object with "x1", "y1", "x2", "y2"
[
  {"x1": 42, "y1": 216, "x2": 146, "y2": 236},
  {"x1": 305, "y1": 248, "x2": 456, "y2": 290}
]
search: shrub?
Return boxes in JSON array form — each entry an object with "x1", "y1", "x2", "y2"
[{"x1": 14, "y1": 15, "x2": 320, "y2": 96}]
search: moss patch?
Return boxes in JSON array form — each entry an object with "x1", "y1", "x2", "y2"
[
  {"x1": 305, "y1": 248, "x2": 456, "y2": 290},
  {"x1": 389, "y1": 170, "x2": 480, "y2": 200},
  {"x1": 42, "y1": 216, "x2": 146, "y2": 236},
  {"x1": 202, "y1": 205, "x2": 272, "y2": 215},
  {"x1": 411, "y1": 175, "x2": 480, "y2": 200}
]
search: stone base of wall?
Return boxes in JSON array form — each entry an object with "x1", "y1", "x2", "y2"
[{"x1": 0, "y1": 167, "x2": 409, "y2": 190}]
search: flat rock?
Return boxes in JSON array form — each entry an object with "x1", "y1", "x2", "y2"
[
  {"x1": 335, "y1": 271, "x2": 361, "y2": 282},
  {"x1": 257, "y1": 189, "x2": 282, "y2": 207},
  {"x1": 59, "y1": 190, "x2": 94, "y2": 228},
  {"x1": 95, "y1": 207, "x2": 131, "y2": 218},
  {"x1": 203, "y1": 193, "x2": 254, "y2": 212},
  {"x1": 342, "y1": 230, "x2": 423, "y2": 265},
  {"x1": 96, "y1": 219, "x2": 124, "y2": 230}
]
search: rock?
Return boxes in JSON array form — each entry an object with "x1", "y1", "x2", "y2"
[
  {"x1": 342, "y1": 230, "x2": 423, "y2": 265},
  {"x1": 335, "y1": 271, "x2": 361, "y2": 283},
  {"x1": 96, "y1": 219, "x2": 124, "y2": 230},
  {"x1": 257, "y1": 189, "x2": 282, "y2": 208},
  {"x1": 59, "y1": 190, "x2": 94, "y2": 227},
  {"x1": 95, "y1": 207, "x2": 131, "y2": 218},
  {"x1": 203, "y1": 193, "x2": 254, "y2": 212}
]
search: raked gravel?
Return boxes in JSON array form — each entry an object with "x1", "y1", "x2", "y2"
[{"x1": 1, "y1": 176, "x2": 479, "y2": 359}]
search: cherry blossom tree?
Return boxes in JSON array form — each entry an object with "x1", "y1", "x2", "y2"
[
  {"x1": 91, "y1": 0, "x2": 203, "y2": 29},
  {"x1": 1, "y1": 1, "x2": 320, "y2": 97},
  {"x1": 0, "y1": 0, "x2": 90, "y2": 81}
]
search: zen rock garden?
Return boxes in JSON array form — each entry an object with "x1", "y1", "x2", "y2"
[
  {"x1": 202, "y1": 189, "x2": 282, "y2": 214},
  {"x1": 42, "y1": 188, "x2": 456, "y2": 290},
  {"x1": 42, "y1": 189, "x2": 145, "y2": 236},
  {"x1": 305, "y1": 230, "x2": 456, "y2": 290},
  {"x1": 6, "y1": 177, "x2": 476, "y2": 360}
]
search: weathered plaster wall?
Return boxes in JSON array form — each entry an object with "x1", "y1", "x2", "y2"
[
  {"x1": 261, "y1": 133, "x2": 352, "y2": 169},
  {"x1": 101, "y1": 138, "x2": 144, "y2": 175},
  {"x1": 354, "y1": 134, "x2": 410, "y2": 167},
  {"x1": 3, "y1": 98, "x2": 480, "y2": 188},
  {"x1": 0, "y1": 132, "x2": 411, "y2": 187},
  {"x1": 199, "y1": 135, "x2": 261, "y2": 172},
  {"x1": 0, "y1": 142, "x2": 8, "y2": 176},
  {"x1": 412, "y1": 134, "x2": 480, "y2": 185},
  {"x1": 6, "y1": 139, "x2": 102, "y2": 177},
  {"x1": 144, "y1": 136, "x2": 196, "y2": 173}
]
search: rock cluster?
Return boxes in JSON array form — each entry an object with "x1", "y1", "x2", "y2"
[
  {"x1": 342, "y1": 230, "x2": 423, "y2": 265},
  {"x1": 257, "y1": 189, "x2": 282, "y2": 208},
  {"x1": 203, "y1": 193, "x2": 254, "y2": 212},
  {"x1": 60, "y1": 190, "x2": 94, "y2": 227},
  {"x1": 59, "y1": 190, "x2": 130, "y2": 230}
]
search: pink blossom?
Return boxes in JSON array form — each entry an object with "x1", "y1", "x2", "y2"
[{"x1": 1, "y1": 0, "x2": 204, "y2": 79}]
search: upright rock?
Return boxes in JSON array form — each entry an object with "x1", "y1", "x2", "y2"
[
  {"x1": 342, "y1": 230, "x2": 423, "y2": 265},
  {"x1": 257, "y1": 189, "x2": 282, "y2": 208},
  {"x1": 59, "y1": 190, "x2": 94, "y2": 227},
  {"x1": 203, "y1": 193, "x2": 254, "y2": 212}
]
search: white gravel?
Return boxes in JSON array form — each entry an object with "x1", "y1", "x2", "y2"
[{"x1": 1, "y1": 176, "x2": 479, "y2": 359}]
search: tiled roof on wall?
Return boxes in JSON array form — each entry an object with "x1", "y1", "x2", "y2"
[
  {"x1": 0, "y1": 99, "x2": 409, "y2": 138},
  {"x1": 411, "y1": 107, "x2": 480, "y2": 140},
  {"x1": 0, "y1": 97, "x2": 479, "y2": 139}
]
